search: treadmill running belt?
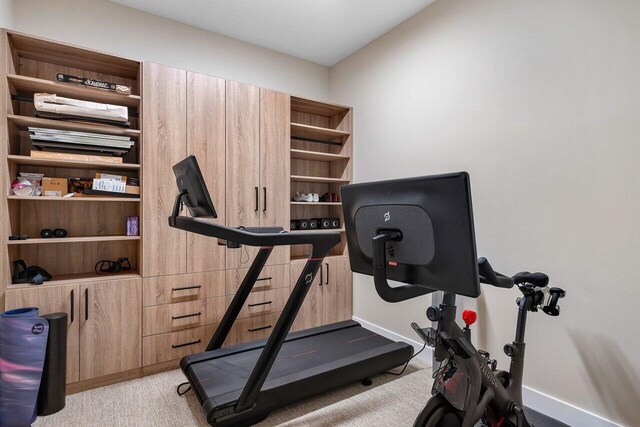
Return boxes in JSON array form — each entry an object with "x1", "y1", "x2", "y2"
[{"x1": 183, "y1": 321, "x2": 413, "y2": 421}]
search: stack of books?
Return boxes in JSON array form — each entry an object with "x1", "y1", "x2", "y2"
[{"x1": 29, "y1": 127, "x2": 134, "y2": 157}]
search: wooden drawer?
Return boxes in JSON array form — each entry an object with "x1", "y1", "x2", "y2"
[
  {"x1": 142, "y1": 325, "x2": 216, "y2": 366},
  {"x1": 225, "y1": 263, "x2": 290, "y2": 295},
  {"x1": 226, "y1": 287, "x2": 289, "y2": 319},
  {"x1": 225, "y1": 312, "x2": 281, "y2": 346},
  {"x1": 143, "y1": 270, "x2": 225, "y2": 306},
  {"x1": 143, "y1": 297, "x2": 226, "y2": 336}
]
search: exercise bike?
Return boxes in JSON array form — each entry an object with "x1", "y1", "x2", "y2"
[
  {"x1": 339, "y1": 172, "x2": 566, "y2": 427},
  {"x1": 411, "y1": 258, "x2": 566, "y2": 427}
]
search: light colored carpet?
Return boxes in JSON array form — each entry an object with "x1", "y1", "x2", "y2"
[{"x1": 34, "y1": 361, "x2": 432, "y2": 427}]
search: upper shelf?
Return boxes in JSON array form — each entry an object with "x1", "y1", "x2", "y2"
[
  {"x1": 7, "y1": 115, "x2": 141, "y2": 139},
  {"x1": 8, "y1": 235, "x2": 140, "y2": 245},
  {"x1": 291, "y1": 175, "x2": 350, "y2": 184},
  {"x1": 7, "y1": 74, "x2": 141, "y2": 108},
  {"x1": 7, "y1": 154, "x2": 140, "y2": 171},
  {"x1": 290, "y1": 149, "x2": 350, "y2": 162},
  {"x1": 291, "y1": 123, "x2": 350, "y2": 142},
  {"x1": 291, "y1": 97, "x2": 350, "y2": 117},
  {"x1": 7, "y1": 195, "x2": 140, "y2": 202}
]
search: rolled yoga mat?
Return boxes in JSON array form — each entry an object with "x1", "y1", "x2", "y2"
[
  {"x1": 0, "y1": 307, "x2": 50, "y2": 427},
  {"x1": 37, "y1": 312, "x2": 67, "y2": 416}
]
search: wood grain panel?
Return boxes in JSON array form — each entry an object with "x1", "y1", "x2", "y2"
[
  {"x1": 5, "y1": 283, "x2": 80, "y2": 383},
  {"x1": 260, "y1": 89, "x2": 290, "y2": 264},
  {"x1": 1, "y1": 30, "x2": 9, "y2": 304},
  {"x1": 225, "y1": 263, "x2": 290, "y2": 295},
  {"x1": 142, "y1": 63, "x2": 186, "y2": 276},
  {"x1": 79, "y1": 278, "x2": 141, "y2": 380},
  {"x1": 225, "y1": 287, "x2": 289, "y2": 319},
  {"x1": 322, "y1": 256, "x2": 352, "y2": 324},
  {"x1": 142, "y1": 324, "x2": 216, "y2": 366},
  {"x1": 187, "y1": 71, "x2": 226, "y2": 272},
  {"x1": 225, "y1": 81, "x2": 260, "y2": 269},
  {"x1": 142, "y1": 296, "x2": 225, "y2": 336},
  {"x1": 142, "y1": 270, "x2": 225, "y2": 306},
  {"x1": 290, "y1": 260, "x2": 323, "y2": 332},
  {"x1": 225, "y1": 311, "x2": 281, "y2": 347}
]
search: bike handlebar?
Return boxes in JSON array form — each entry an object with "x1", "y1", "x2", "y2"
[{"x1": 478, "y1": 257, "x2": 514, "y2": 289}]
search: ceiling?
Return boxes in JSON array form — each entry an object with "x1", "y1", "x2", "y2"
[{"x1": 110, "y1": 0, "x2": 436, "y2": 66}]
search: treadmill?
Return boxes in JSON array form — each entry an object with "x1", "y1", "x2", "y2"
[{"x1": 169, "y1": 155, "x2": 414, "y2": 427}]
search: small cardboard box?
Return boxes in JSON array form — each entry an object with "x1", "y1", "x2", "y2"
[
  {"x1": 125, "y1": 185, "x2": 140, "y2": 195},
  {"x1": 42, "y1": 177, "x2": 68, "y2": 197}
]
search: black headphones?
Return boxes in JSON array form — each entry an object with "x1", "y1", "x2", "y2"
[{"x1": 40, "y1": 228, "x2": 68, "y2": 238}]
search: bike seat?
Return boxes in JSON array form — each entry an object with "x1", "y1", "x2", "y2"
[{"x1": 512, "y1": 271, "x2": 549, "y2": 287}]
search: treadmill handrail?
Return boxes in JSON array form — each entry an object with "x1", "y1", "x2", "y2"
[{"x1": 169, "y1": 216, "x2": 340, "y2": 256}]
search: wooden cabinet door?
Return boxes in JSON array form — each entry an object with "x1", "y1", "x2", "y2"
[
  {"x1": 142, "y1": 63, "x2": 187, "y2": 276},
  {"x1": 322, "y1": 257, "x2": 353, "y2": 324},
  {"x1": 226, "y1": 80, "x2": 261, "y2": 269},
  {"x1": 290, "y1": 260, "x2": 323, "y2": 332},
  {"x1": 79, "y1": 278, "x2": 142, "y2": 380},
  {"x1": 260, "y1": 89, "x2": 290, "y2": 265},
  {"x1": 186, "y1": 71, "x2": 226, "y2": 272},
  {"x1": 5, "y1": 284, "x2": 80, "y2": 384}
]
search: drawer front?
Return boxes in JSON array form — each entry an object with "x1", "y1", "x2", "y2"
[
  {"x1": 143, "y1": 270, "x2": 225, "y2": 306},
  {"x1": 225, "y1": 312, "x2": 281, "y2": 346},
  {"x1": 226, "y1": 287, "x2": 289, "y2": 319},
  {"x1": 142, "y1": 325, "x2": 216, "y2": 366},
  {"x1": 225, "y1": 264, "x2": 290, "y2": 295},
  {"x1": 143, "y1": 297, "x2": 226, "y2": 336}
]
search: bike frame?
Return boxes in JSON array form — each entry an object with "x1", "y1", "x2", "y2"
[{"x1": 432, "y1": 292, "x2": 531, "y2": 427}]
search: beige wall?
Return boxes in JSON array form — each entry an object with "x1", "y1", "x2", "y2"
[
  {"x1": 11, "y1": 0, "x2": 330, "y2": 100},
  {"x1": 0, "y1": 0, "x2": 12, "y2": 29},
  {"x1": 331, "y1": 0, "x2": 639, "y2": 424}
]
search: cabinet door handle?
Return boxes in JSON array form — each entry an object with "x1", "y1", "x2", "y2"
[
  {"x1": 171, "y1": 285, "x2": 202, "y2": 292},
  {"x1": 84, "y1": 288, "x2": 89, "y2": 321},
  {"x1": 248, "y1": 301, "x2": 272, "y2": 308},
  {"x1": 326, "y1": 263, "x2": 330, "y2": 285},
  {"x1": 256, "y1": 277, "x2": 272, "y2": 282},
  {"x1": 248, "y1": 325, "x2": 272, "y2": 332},
  {"x1": 171, "y1": 312, "x2": 202, "y2": 320},
  {"x1": 254, "y1": 187, "x2": 259, "y2": 211},
  {"x1": 172, "y1": 339, "x2": 201, "y2": 349},
  {"x1": 70, "y1": 289, "x2": 74, "y2": 323},
  {"x1": 263, "y1": 187, "x2": 267, "y2": 212},
  {"x1": 319, "y1": 265, "x2": 323, "y2": 286}
]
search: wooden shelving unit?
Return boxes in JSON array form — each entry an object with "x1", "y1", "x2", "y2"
[
  {"x1": 289, "y1": 96, "x2": 353, "y2": 259},
  {"x1": 1, "y1": 29, "x2": 143, "y2": 294},
  {"x1": 7, "y1": 74, "x2": 141, "y2": 108},
  {"x1": 7, "y1": 195, "x2": 140, "y2": 202},
  {"x1": 7, "y1": 235, "x2": 140, "y2": 245},
  {"x1": 7, "y1": 154, "x2": 140, "y2": 170}
]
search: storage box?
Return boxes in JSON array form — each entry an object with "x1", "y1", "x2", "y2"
[
  {"x1": 42, "y1": 177, "x2": 68, "y2": 197},
  {"x1": 125, "y1": 185, "x2": 140, "y2": 195}
]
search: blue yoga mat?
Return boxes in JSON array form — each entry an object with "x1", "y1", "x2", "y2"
[{"x1": 0, "y1": 307, "x2": 50, "y2": 427}]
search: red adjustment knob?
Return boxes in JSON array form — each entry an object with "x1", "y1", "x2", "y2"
[{"x1": 462, "y1": 309, "x2": 477, "y2": 326}]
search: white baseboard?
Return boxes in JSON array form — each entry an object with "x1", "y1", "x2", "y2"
[
  {"x1": 352, "y1": 316, "x2": 433, "y2": 366},
  {"x1": 353, "y1": 316, "x2": 620, "y2": 427}
]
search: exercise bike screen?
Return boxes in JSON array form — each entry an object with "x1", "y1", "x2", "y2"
[{"x1": 341, "y1": 172, "x2": 480, "y2": 298}]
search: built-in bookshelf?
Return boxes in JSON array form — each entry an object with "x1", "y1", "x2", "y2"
[
  {"x1": 1, "y1": 30, "x2": 143, "y2": 292},
  {"x1": 289, "y1": 96, "x2": 352, "y2": 259}
]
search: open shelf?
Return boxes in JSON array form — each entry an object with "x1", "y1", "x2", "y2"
[
  {"x1": 291, "y1": 97, "x2": 350, "y2": 117},
  {"x1": 8, "y1": 271, "x2": 141, "y2": 289},
  {"x1": 8, "y1": 195, "x2": 140, "y2": 202},
  {"x1": 291, "y1": 228, "x2": 345, "y2": 233},
  {"x1": 7, "y1": 114, "x2": 141, "y2": 138},
  {"x1": 290, "y1": 149, "x2": 350, "y2": 162},
  {"x1": 291, "y1": 201, "x2": 342, "y2": 206},
  {"x1": 7, "y1": 154, "x2": 139, "y2": 170},
  {"x1": 291, "y1": 123, "x2": 350, "y2": 142},
  {"x1": 7, "y1": 74, "x2": 141, "y2": 108},
  {"x1": 291, "y1": 175, "x2": 350, "y2": 184},
  {"x1": 8, "y1": 235, "x2": 140, "y2": 245}
]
